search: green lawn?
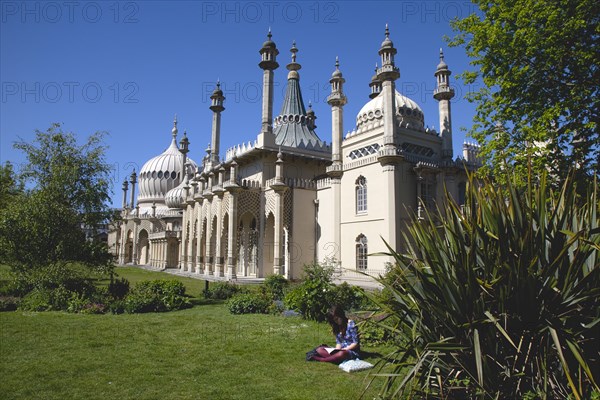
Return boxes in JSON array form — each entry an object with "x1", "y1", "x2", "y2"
[{"x1": 0, "y1": 266, "x2": 389, "y2": 400}]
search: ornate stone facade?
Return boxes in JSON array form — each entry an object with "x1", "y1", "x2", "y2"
[{"x1": 108, "y1": 27, "x2": 479, "y2": 285}]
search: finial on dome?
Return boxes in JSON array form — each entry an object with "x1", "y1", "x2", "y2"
[
  {"x1": 206, "y1": 143, "x2": 211, "y2": 154},
  {"x1": 308, "y1": 100, "x2": 312, "y2": 110},
  {"x1": 172, "y1": 114, "x2": 178, "y2": 137},
  {"x1": 335, "y1": 56, "x2": 340, "y2": 70},
  {"x1": 277, "y1": 146, "x2": 283, "y2": 160},
  {"x1": 290, "y1": 40, "x2": 297, "y2": 63},
  {"x1": 385, "y1": 23, "x2": 390, "y2": 38},
  {"x1": 268, "y1": 27, "x2": 272, "y2": 40},
  {"x1": 216, "y1": 79, "x2": 220, "y2": 88},
  {"x1": 436, "y1": 48, "x2": 449, "y2": 71}
]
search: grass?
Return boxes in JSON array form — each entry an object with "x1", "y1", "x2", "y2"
[{"x1": 0, "y1": 266, "x2": 389, "y2": 399}]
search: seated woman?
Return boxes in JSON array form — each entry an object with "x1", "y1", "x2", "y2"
[{"x1": 309, "y1": 305, "x2": 360, "y2": 363}]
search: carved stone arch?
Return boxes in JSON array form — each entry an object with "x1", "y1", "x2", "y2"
[
  {"x1": 355, "y1": 175, "x2": 367, "y2": 213},
  {"x1": 222, "y1": 193, "x2": 229, "y2": 215},
  {"x1": 356, "y1": 233, "x2": 368, "y2": 270},
  {"x1": 265, "y1": 191, "x2": 276, "y2": 218}
]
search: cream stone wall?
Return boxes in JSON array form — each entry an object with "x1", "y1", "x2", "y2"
[
  {"x1": 290, "y1": 188, "x2": 318, "y2": 278},
  {"x1": 315, "y1": 182, "x2": 335, "y2": 261}
]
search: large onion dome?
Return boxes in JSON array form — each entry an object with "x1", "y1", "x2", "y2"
[
  {"x1": 136, "y1": 120, "x2": 197, "y2": 216},
  {"x1": 355, "y1": 90, "x2": 425, "y2": 131}
]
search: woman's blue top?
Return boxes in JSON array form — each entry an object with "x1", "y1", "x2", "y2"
[{"x1": 336, "y1": 319, "x2": 360, "y2": 359}]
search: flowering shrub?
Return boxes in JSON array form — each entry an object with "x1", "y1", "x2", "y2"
[
  {"x1": 203, "y1": 282, "x2": 241, "y2": 300},
  {"x1": 227, "y1": 293, "x2": 271, "y2": 314},
  {"x1": 283, "y1": 262, "x2": 364, "y2": 322},
  {"x1": 124, "y1": 279, "x2": 191, "y2": 313}
]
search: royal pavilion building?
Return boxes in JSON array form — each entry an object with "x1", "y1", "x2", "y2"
[{"x1": 108, "y1": 26, "x2": 480, "y2": 286}]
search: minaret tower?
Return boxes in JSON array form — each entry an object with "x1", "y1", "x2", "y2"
[
  {"x1": 179, "y1": 130, "x2": 190, "y2": 188},
  {"x1": 368, "y1": 63, "x2": 382, "y2": 99},
  {"x1": 377, "y1": 24, "x2": 400, "y2": 153},
  {"x1": 129, "y1": 169, "x2": 137, "y2": 209},
  {"x1": 327, "y1": 56, "x2": 347, "y2": 173},
  {"x1": 258, "y1": 29, "x2": 279, "y2": 141},
  {"x1": 326, "y1": 57, "x2": 347, "y2": 265},
  {"x1": 434, "y1": 48, "x2": 455, "y2": 161},
  {"x1": 209, "y1": 81, "x2": 225, "y2": 164},
  {"x1": 376, "y1": 24, "x2": 402, "y2": 254},
  {"x1": 121, "y1": 179, "x2": 129, "y2": 208}
]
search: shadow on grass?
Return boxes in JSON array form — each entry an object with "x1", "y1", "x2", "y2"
[{"x1": 359, "y1": 350, "x2": 383, "y2": 360}]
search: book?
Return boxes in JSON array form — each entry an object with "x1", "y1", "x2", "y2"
[{"x1": 324, "y1": 347, "x2": 341, "y2": 354}]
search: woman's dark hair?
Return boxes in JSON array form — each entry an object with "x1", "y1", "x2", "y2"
[{"x1": 326, "y1": 305, "x2": 348, "y2": 336}]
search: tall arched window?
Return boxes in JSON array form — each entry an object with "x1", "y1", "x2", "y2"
[
  {"x1": 355, "y1": 176, "x2": 367, "y2": 213},
  {"x1": 356, "y1": 234, "x2": 368, "y2": 270}
]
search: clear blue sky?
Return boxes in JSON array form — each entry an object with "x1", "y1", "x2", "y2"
[{"x1": 1, "y1": 0, "x2": 481, "y2": 207}]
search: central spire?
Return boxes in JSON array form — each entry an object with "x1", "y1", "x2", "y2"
[{"x1": 272, "y1": 42, "x2": 324, "y2": 148}]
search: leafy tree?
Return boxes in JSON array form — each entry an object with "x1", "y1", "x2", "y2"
[
  {"x1": 0, "y1": 124, "x2": 113, "y2": 274},
  {"x1": 13, "y1": 123, "x2": 113, "y2": 227},
  {"x1": 0, "y1": 161, "x2": 24, "y2": 210},
  {"x1": 449, "y1": 0, "x2": 600, "y2": 184}
]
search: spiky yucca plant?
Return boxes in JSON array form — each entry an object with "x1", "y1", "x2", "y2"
[{"x1": 366, "y1": 171, "x2": 599, "y2": 399}]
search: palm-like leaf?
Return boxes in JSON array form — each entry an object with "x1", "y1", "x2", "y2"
[{"x1": 364, "y1": 171, "x2": 599, "y2": 399}]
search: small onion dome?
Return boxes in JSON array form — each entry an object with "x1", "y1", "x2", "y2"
[
  {"x1": 164, "y1": 180, "x2": 188, "y2": 209},
  {"x1": 332, "y1": 56, "x2": 343, "y2": 78},
  {"x1": 262, "y1": 28, "x2": 276, "y2": 48},
  {"x1": 380, "y1": 24, "x2": 394, "y2": 48},
  {"x1": 437, "y1": 48, "x2": 448, "y2": 70},
  {"x1": 370, "y1": 64, "x2": 381, "y2": 83},
  {"x1": 212, "y1": 81, "x2": 223, "y2": 96}
]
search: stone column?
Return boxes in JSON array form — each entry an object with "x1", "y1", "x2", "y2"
[
  {"x1": 132, "y1": 208, "x2": 140, "y2": 265},
  {"x1": 213, "y1": 195, "x2": 224, "y2": 277},
  {"x1": 118, "y1": 217, "x2": 127, "y2": 265},
  {"x1": 162, "y1": 240, "x2": 168, "y2": 269},
  {"x1": 270, "y1": 152, "x2": 287, "y2": 275},
  {"x1": 225, "y1": 161, "x2": 240, "y2": 279},
  {"x1": 186, "y1": 204, "x2": 195, "y2": 273}
]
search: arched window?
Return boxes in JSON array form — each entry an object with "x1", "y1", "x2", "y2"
[
  {"x1": 355, "y1": 176, "x2": 367, "y2": 213},
  {"x1": 356, "y1": 234, "x2": 368, "y2": 270}
]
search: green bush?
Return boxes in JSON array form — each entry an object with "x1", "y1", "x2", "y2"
[
  {"x1": 80, "y1": 302, "x2": 105, "y2": 314},
  {"x1": 124, "y1": 279, "x2": 190, "y2": 313},
  {"x1": 108, "y1": 277, "x2": 130, "y2": 299},
  {"x1": 0, "y1": 296, "x2": 20, "y2": 311},
  {"x1": 203, "y1": 281, "x2": 241, "y2": 300},
  {"x1": 19, "y1": 289, "x2": 53, "y2": 311},
  {"x1": 263, "y1": 274, "x2": 289, "y2": 300},
  {"x1": 284, "y1": 263, "x2": 366, "y2": 321},
  {"x1": 284, "y1": 263, "x2": 334, "y2": 322},
  {"x1": 10, "y1": 262, "x2": 96, "y2": 297},
  {"x1": 227, "y1": 293, "x2": 271, "y2": 314},
  {"x1": 368, "y1": 171, "x2": 600, "y2": 399},
  {"x1": 330, "y1": 282, "x2": 364, "y2": 311},
  {"x1": 357, "y1": 320, "x2": 396, "y2": 346},
  {"x1": 50, "y1": 285, "x2": 75, "y2": 310},
  {"x1": 107, "y1": 299, "x2": 125, "y2": 314},
  {"x1": 0, "y1": 278, "x2": 18, "y2": 296},
  {"x1": 67, "y1": 292, "x2": 89, "y2": 313}
]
